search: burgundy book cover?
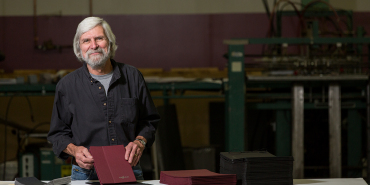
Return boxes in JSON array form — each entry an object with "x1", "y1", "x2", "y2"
[
  {"x1": 160, "y1": 169, "x2": 237, "y2": 185},
  {"x1": 90, "y1": 145, "x2": 136, "y2": 185}
]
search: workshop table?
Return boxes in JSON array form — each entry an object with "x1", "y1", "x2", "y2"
[{"x1": 0, "y1": 178, "x2": 367, "y2": 185}]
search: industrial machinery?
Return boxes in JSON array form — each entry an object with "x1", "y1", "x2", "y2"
[
  {"x1": 224, "y1": 0, "x2": 370, "y2": 181},
  {"x1": 248, "y1": 0, "x2": 367, "y2": 76}
]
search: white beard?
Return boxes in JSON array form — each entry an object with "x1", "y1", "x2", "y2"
[{"x1": 82, "y1": 47, "x2": 110, "y2": 70}]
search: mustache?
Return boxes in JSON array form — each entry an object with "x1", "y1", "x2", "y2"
[{"x1": 86, "y1": 48, "x2": 104, "y2": 56}]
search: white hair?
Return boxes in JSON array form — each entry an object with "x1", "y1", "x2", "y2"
[{"x1": 73, "y1": 17, "x2": 118, "y2": 61}]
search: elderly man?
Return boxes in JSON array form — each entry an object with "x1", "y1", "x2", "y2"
[{"x1": 47, "y1": 17, "x2": 160, "y2": 180}]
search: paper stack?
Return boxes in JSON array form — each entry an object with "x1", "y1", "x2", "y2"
[
  {"x1": 220, "y1": 151, "x2": 293, "y2": 185},
  {"x1": 160, "y1": 169, "x2": 237, "y2": 185},
  {"x1": 15, "y1": 176, "x2": 71, "y2": 185},
  {"x1": 46, "y1": 176, "x2": 71, "y2": 185}
]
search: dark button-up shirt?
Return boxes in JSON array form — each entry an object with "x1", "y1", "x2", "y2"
[{"x1": 47, "y1": 60, "x2": 160, "y2": 160}]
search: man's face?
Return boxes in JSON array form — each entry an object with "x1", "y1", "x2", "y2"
[{"x1": 80, "y1": 25, "x2": 110, "y2": 69}]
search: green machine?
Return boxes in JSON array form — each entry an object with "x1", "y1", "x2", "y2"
[
  {"x1": 19, "y1": 152, "x2": 40, "y2": 178},
  {"x1": 19, "y1": 148, "x2": 71, "y2": 180},
  {"x1": 40, "y1": 148, "x2": 71, "y2": 180}
]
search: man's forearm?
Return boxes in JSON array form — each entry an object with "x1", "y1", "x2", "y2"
[{"x1": 63, "y1": 143, "x2": 77, "y2": 157}]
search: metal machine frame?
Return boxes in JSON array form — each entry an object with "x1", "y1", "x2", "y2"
[{"x1": 224, "y1": 36, "x2": 370, "y2": 179}]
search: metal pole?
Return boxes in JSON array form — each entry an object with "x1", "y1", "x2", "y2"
[
  {"x1": 226, "y1": 44, "x2": 245, "y2": 152},
  {"x1": 329, "y1": 83, "x2": 342, "y2": 178},
  {"x1": 292, "y1": 84, "x2": 304, "y2": 178}
]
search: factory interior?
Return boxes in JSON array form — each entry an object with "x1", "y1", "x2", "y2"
[{"x1": 1, "y1": 0, "x2": 370, "y2": 184}]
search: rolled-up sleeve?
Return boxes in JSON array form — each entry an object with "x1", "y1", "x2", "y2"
[
  {"x1": 47, "y1": 83, "x2": 74, "y2": 160},
  {"x1": 136, "y1": 75, "x2": 160, "y2": 148}
]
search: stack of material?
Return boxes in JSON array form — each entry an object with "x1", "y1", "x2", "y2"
[
  {"x1": 45, "y1": 176, "x2": 71, "y2": 185},
  {"x1": 160, "y1": 169, "x2": 237, "y2": 185},
  {"x1": 15, "y1": 176, "x2": 71, "y2": 185},
  {"x1": 220, "y1": 151, "x2": 293, "y2": 185}
]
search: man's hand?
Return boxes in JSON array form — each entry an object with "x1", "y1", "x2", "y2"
[
  {"x1": 125, "y1": 138, "x2": 145, "y2": 167},
  {"x1": 64, "y1": 143, "x2": 94, "y2": 170}
]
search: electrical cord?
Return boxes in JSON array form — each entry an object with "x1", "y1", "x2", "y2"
[
  {"x1": 19, "y1": 122, "x2": 50, "y2": 150},
  {"x1": 321, "y1": 17, "x2": 342, "y2": 36},
  {"x1": 25, "y1": 96, "x2": 35, "y2": 122},
  {"x1": 262, "y1": 0, "x2": 305, "y2": 55},
  {"x1": 333, "y1": 8, "x2": 354, "y2": 32},
  {"x1": 277, "y1": 1, "x2": 305, "y2": 35},
  {"x1": 262, "y1": 0, "x2": 273, "y2": 34},
  {"x1": 263, "y1": 1, "x2": 304, "y2": 55},
  {"x1": 2, "y1": 96, "x2": 36, "y2": 180},
  {"x1": 267, "y1": 0, "x2": 305, "y2": 38},
  {"x1": 263, "y1": 0, "x2": 353, "y2": 57},
  {"x1": 301, "y1": 0, "x2": 345, "y2": 36},
  {"x1": 26, "y1": 122, "x2": 50, "y2": 135}
]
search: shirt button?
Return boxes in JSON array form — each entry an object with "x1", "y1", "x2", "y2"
[
  {"x1": 104, "y1": 103, "x2": 106, "y2": 106},
  {"x1": 112, "y1": 138, "x2": 114, "y2": 141},
  {"x1": 109, "y1": 121, "x2": 111, "y2": 123},
  {"x1": 99, "y1": 87, "x2": 102, "y2": 89}
]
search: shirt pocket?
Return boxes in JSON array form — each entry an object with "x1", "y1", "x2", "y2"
[{"x1": 121, "y1": 98, "x2": 139, "y2": 124}]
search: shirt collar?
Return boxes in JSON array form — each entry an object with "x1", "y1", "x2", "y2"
[{"x1": 82, "y1": 59, "x2": 121, "y2": 82}]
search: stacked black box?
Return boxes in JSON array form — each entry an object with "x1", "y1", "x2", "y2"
[{"x1": 220, "y1": 151, "x2": 293, "y2": 185}]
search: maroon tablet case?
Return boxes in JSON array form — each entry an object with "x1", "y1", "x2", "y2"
[{"x1": 90, "y1": 145, "x2": 136, "y2": 185}]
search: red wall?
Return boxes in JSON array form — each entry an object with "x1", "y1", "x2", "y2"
[{"x1": 0, "y1": 13, "x2": 370, "y2": 72}]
